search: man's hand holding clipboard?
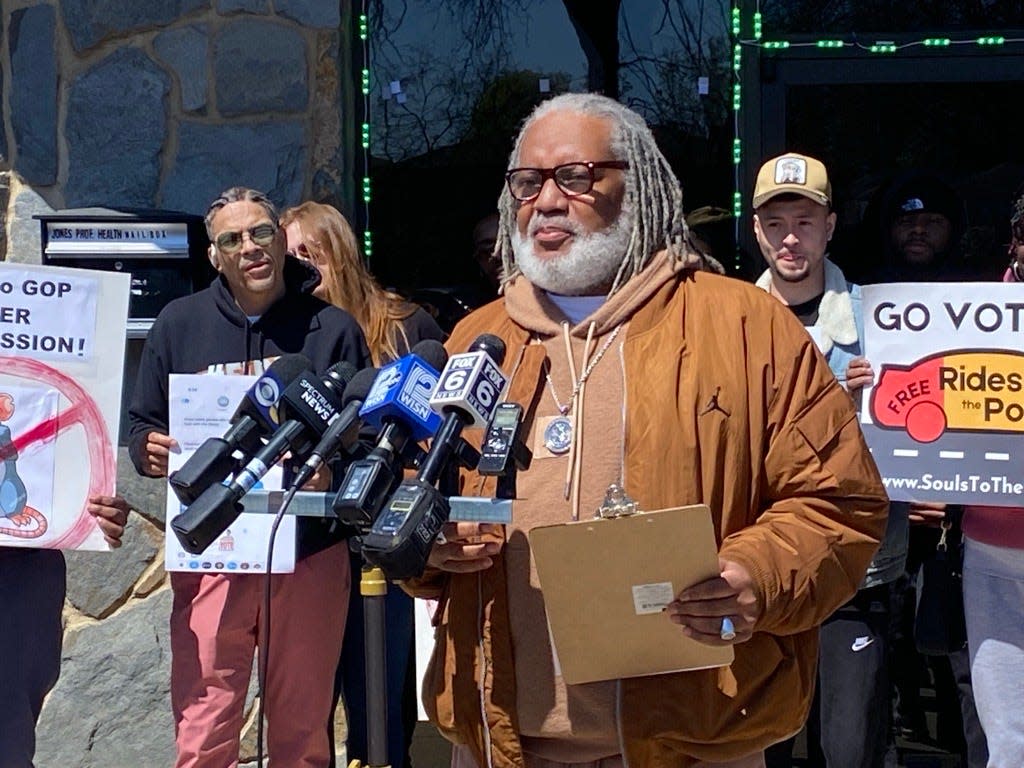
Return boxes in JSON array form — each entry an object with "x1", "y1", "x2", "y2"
[{"x1": 665, "y1": 558, "x2": 762, "y2": 646}]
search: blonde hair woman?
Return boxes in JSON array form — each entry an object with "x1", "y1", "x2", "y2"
[
  {"x1": 280, "y1": 202, "x2": 442, "y2": 366},
  {"x1": 280, "y1": 201, "x2": 442, "y2": 768}
]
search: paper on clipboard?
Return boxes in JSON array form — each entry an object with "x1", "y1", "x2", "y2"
[{"x1": 529, "y1": 504, "x2": 733, "y2": 685}]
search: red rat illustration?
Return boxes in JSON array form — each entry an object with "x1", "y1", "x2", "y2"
[{"x1": 0, "y1": 392, "x2": 48, "y2": 539}]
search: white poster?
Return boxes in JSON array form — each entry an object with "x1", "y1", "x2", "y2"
[
  {"x1": 0, "y1": 270, "x2": 99, "y2": 360},
  {"x1": 164, "y1": 374, "x2": 296, "y2": 574},
  {"x1": 0, "y1": 263, "x2": 129, "y2": 551},
  {"x1": 862, "y1": 282, "x2": 1024, "y2": 504}
]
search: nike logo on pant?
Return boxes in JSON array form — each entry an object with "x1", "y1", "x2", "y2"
[{"x1": 851, "y1": 636, "x2": 875, "y2": 652}]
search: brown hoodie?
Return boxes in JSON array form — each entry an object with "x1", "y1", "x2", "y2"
[
  {"x1": 501, "y1": 251, "x2": 701, "y2": 760},
  {"x1": 407, "y1": 252, "x2": 888, "y2": 767}
]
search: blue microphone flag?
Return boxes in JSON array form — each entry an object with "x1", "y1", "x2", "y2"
[{"x1": 359, "y1": 354, "x2": 443, "y2": 441}]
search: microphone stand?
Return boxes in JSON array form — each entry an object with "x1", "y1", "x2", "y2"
[
  {"x1": 354, "y1": 561, "x2": 391, "y2": 768},
  {"x1": 351, "y1": 434, "x2": 471, "y2": 768},
  {"x1": 220, "y1": 491, "x2": 393, "y2": 768}
]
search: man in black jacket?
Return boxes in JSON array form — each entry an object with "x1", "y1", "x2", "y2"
[{"x1": 128, "y1": 187, "x2": 369, "y2": 768}]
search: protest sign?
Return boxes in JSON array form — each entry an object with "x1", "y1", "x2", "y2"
[
  {"x1": 862, "y1": 282, "x2": 1024, "y2": 504},
  {"x1": 0, "y1": 262, "x2": 129, "y2": 550}
]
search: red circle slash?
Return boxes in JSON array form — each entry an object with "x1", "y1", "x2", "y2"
[{"x1": 4, "y1": 356, "x2": 114, "y2": 548}]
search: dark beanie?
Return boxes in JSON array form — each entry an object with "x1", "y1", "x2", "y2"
[{"x1": 886, "y1": 174, "x2": 964, "y2": 231}]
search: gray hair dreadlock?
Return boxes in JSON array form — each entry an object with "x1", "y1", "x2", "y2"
[{"x1": 496, "y1": 93, "x2": 720, "y2": 296}]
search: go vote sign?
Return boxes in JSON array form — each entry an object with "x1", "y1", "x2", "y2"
[{"x1": 861, "y1": 283, "x2": 1024, "y2": 504}]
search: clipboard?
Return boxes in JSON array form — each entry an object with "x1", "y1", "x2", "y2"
[{"x1": 529, "y1": 504, "x2": 734, "y2": 685}]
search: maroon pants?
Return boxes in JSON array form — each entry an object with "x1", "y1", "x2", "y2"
[{"x1": 169, "y1": 542, "x2": 350, "y2": 768}]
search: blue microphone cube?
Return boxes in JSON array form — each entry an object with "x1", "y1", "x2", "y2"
[{"x1": 359, "y1": 355, "x2": 443, "y2": 441}]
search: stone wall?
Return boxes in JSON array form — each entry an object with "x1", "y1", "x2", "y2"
[
  {"x1": 0, "y1": 1, "x2": 356, "y2": 764},
  {"x1": 0, "y1": 0, "x2": 356, "y2": 264}
]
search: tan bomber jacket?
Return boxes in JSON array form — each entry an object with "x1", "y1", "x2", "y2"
[{"x1": 407, "y1": 268, "x2": 889, "y2": 767}]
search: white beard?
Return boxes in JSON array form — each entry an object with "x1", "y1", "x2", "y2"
[{"x1": 512, "y1": 206, "x2": 634, "y2": 296}]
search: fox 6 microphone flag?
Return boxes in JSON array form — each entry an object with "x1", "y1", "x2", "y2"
[
  {"x1": 429, "y1": 347, "x2": 508, "y2": 427},
  {"x1": 359, "y1": 351, "x2": 444, "y2": 441}
]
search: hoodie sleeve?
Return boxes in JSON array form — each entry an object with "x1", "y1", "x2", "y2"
[
  {"x1": 719, "y1": 308, "x2": 889, "y2": 635},
  {"x1": 127, "y1": 315, "x2": 172, "y2": 476}
]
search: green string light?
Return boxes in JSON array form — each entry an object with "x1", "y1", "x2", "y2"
[
  {"x1": 731, "y1": 4, "x2": 742, "y2": 271},
  {"x1": 360, "y1": 2, "x2": 373, "y2": 266},
  {"x1": 734, "y1": 24, "x2": 1021, "y2": 274}
]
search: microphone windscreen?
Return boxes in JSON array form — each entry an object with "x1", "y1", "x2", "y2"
[
  {"x1": 327, "y1": 360, "x2": 358, "y2": 384},
  {"x1": 411, "y1": 339, "x2": 448, "y2": 371},
  {"x1": 232, "y1": 353, "x2": 312, "y2": 422},
  {"x1": 343, "y1": 367, "x2": 380, "y2": 406},
  {"x1": 267, "y1": 353, "x2": 313, "y2": 382},
  {"x1": 470, "y1": 333, "x2": 506, "y2": 365}
]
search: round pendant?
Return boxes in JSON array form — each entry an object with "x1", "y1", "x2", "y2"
[{"x1": 543, "y1": 416, "x2": 573, "y2": 455}]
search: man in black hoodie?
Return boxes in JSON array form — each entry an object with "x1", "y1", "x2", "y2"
[{"x1": 128, "y1": 187, "x2": 369, "y2": 768}]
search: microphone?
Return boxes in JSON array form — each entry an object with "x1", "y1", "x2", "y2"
[
  {"x1": 360, "y1": 340, "x2": 447, "y2": 440},
  {"x1": 290, "y1": 365, "x2": 379, "y2": 490},
  {"x1": 359, "y1": 335, "x2": 507, "y2": 578},
  {"x1": 332, "y1": 340, "x2": 448, "y2": 531},
  {"x1": 171, "y1": 360, "x2": 356, "y2": 554},
  {"x1": 418, "y1": 333, "x2": 508, "y2": 484},
  {"x1": 168, "y1": 354, "x2": 310, "y2": 504},
  {"x1": 477, "y1": 402, "x2": 532, "y2": 477},
  {"x1": 426, "y1": 333, "x2": 507, "y2": 429}
]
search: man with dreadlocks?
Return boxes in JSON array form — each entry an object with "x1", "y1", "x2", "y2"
[{"x1": 405, "y1": 93, "x2": 888, "y2": 768}]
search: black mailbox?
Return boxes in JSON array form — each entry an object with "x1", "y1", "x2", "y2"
[
  {"x1": 36, "y1": 208, "x2": 215, "y2": 445},
  {"x1": 36, "y1": 207, "x2": 214, "y2": 339}
]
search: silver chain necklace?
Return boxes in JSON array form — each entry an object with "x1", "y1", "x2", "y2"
[
  {"x1": 543, "y1": 324, "x2": 622, "y2": 415},
  {"x1": 541, "y1": 324, "x2": 622, "y2": 457}
]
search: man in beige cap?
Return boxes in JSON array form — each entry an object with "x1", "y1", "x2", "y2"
[{"x1": 752, "y1": 153, "x2": 905, "y2": 768}]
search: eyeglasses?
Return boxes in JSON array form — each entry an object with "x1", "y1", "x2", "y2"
[
  {"x1": 214, "y1": 223, "x2": 278, "y2": 254},
  {"x1": 505, "y1": 161, "x2": 629, "y2": 202}
]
